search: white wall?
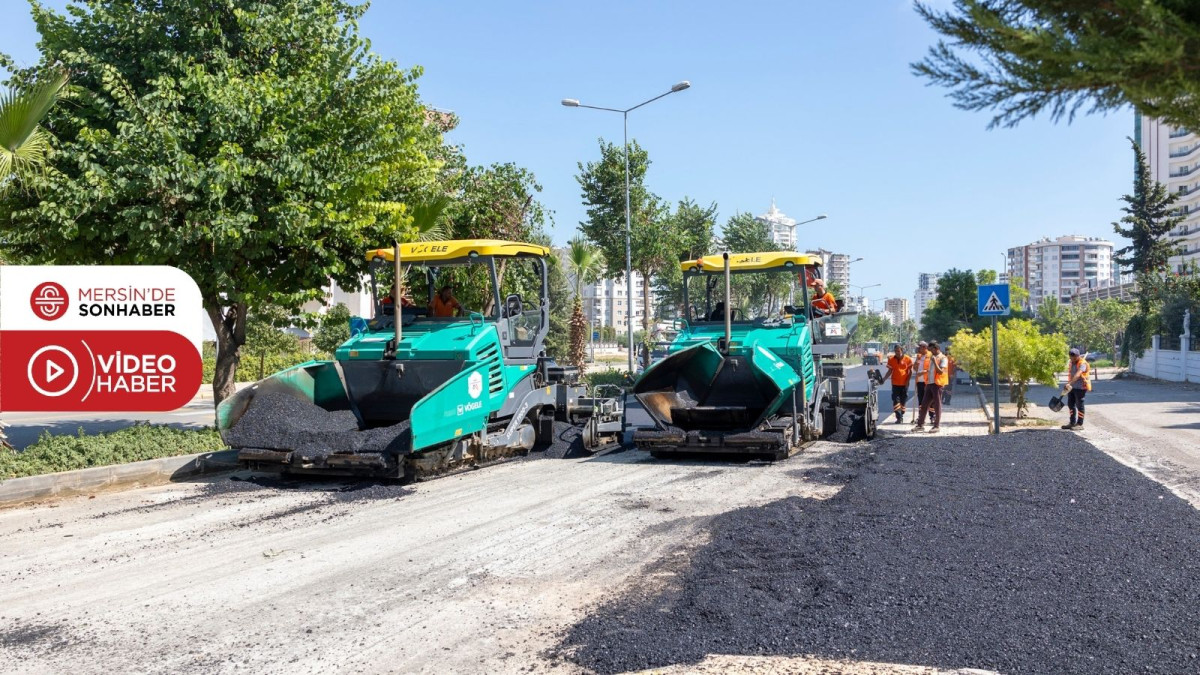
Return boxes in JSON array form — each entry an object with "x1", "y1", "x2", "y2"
[{"x1": 1130, "y1": 336, "x2": 1200, "y2": 383}]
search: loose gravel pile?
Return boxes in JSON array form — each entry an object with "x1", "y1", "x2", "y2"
[
  {"x1": 223, "y1": 392, "x2": 411, "y2": 458},
  {"x1": 559, "y1": 432, "x2": 1200, "y2": 674}
]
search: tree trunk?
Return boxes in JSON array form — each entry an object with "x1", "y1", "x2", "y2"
[
  {"x1": 207, "y1": 302, "x2": 247, "y2": 406},
  {"x1": 641, "y1": 271, "x2": 653, "y2": 368}
]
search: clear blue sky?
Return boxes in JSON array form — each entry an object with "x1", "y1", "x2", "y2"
[{"x1": 2, "y1": 0, "x2": 1135, "y2": 307}]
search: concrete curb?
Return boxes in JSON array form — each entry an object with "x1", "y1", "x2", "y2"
[
  {"x1": 0, "y1": 449, "x2": 240, "y2": 508},
  {"x1": 975, "y1": 383, "x2": 994, "y2": 434}
]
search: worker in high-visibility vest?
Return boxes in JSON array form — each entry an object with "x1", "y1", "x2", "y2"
[
  {"x1": 810, "y1": 279, "x2": 836, "y2": 316},
  {"x1": 1061, "y1": 348, "x2": 1092, "y2": 430},
  {"x1": 911, "y1": 341, "x2": 931, "y2": 424},
  {"x1": 915, "y1": 340, "x2": 949, "y2": 433},
  {"x1": 881, "y1": 344, "x2": 914, "y2": 423}
]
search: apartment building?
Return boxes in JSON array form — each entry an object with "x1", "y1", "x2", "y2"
[
  {"x1": 757, "y1": 200, "x2": 799, "y2": 249},
  {"x1": 884, "y1": 297, "x2": 909, "y2": 326},
  {"x1": 578, "y1": 272, "x2": 655, "y2": 334},
  {"x1": 913, "y1": 272, "x2": 940, "y2": 326},
  {"x1": 1137, "y1": 114, "x2": 1200, "y2": 272},
  {"x1": 1007, "y1": 236, "x2": 1115, "y2": 306},
  {"x1": 806, "y1": 248, "x2": 852, "y2": 290}
]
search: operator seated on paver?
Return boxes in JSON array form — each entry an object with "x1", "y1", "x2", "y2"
[
  {"x1": 1061, "y1": 347, "x2": 1092, "y2": 430},
  {"x1": 432, "y1": 285, "x2": 463, "y2": 317},
  {"x1": 708, "y1": 301, "x2": 726, "y2": 321},
  {"x1": 881, "y1": 343, "x2": 914, "y2": 423},
  {"x1": 810, "y1": 279, "x2": 836, "y2": 316}
]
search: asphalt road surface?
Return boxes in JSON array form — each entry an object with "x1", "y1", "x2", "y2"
[
  {"x1": 1027, "y1": 375, "x2": 1200, "y2": 507},
  {"x1": 0, "y1": 444, "x2": 854, "y2": 674},
  {"x1": 2, "y1": 400, "x2": 216, "y2": 450}
]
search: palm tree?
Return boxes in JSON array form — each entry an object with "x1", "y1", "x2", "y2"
[
  {"x1": 566, "y1": 238, "x2": 602, "y2": 371},
  {"x1": 1, "y1": 72, "x2": 66, "y2": 452},
  {"x1": 1, "y1": 72, "x2": 67, "y2": 191}
]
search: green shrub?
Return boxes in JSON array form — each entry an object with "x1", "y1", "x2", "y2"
[
  {"x1": 1, "y1": 425, "x2": 227, "y2": 480},
  {"x1": 585, "y1": 368, "x2": 629, "y2": 390},
  {"x1": 1091, "y1": 358, "x2": 1114, "y2": 368}
]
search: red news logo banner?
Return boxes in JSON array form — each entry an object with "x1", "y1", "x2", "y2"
[
  {"x1": 0, "y1": 331, "x2": 202, "y2": 411},
  {"x1": 0, "y1": 266, "x2": 204, "y2": 412}
]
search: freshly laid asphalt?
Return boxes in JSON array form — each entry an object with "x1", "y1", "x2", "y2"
[{"x1": 558, "y1": 431, "x2": 1200, "y2": 674}]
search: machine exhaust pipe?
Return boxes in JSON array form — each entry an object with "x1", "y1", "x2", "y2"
[
  {"x1": 394, "y1": 241, "x2": 402, "y2": 353},
  {"x1": 722, "y1": 251, "x2": 732, "y2": 354}
]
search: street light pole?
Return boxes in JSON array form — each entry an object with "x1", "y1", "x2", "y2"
[{"x1": 563, "y1": 81, "x2": 691, "y2": 375}]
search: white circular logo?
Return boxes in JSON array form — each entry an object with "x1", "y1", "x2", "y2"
[
  {"x1": 468, "y1": 371, "x2": 483, "y2": 399},
  {"x1": 27, "y1": 345, "x2": 80, "y2": 398}
]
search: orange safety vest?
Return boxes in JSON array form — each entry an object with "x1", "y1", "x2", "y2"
[
  {"x1": 913, "y1": 353, "x2": 930, "y2": 383},
  {"x1": 931, "y1": 353, "x2": 949, "y2": 386},
  {"x1": 887, "y1": 354, "x2": 913, "y2": 386},
  {"x1": 1069, "y1": 359, "x2": 1092, "y2": 391}
]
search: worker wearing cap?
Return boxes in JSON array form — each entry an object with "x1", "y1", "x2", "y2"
[
  {"x1": 810, "y1": 279, "x2": 836, "y2": 316},
  {"x1": 1062, "y1": 348, "x2": 1092, "y2": 430},
  {"x1": 882, "y1": 344, "x2": 914, "y2": 423},
  {"x1": 916, "y1": 341, "x2": 949, "y2": 433},
  {"x1": 911, "y1": 341, "x2": 931, "y2": 424}
]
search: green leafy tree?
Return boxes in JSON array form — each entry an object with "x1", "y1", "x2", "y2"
[
  {"x1": 717, "y1": 212, "x2": 790, "y2": 316},
  {"x1": 898, "y1": 319, "x2": 919, "y2": 349},
  {"x1": 0, "y1": 69, "x2": 66, "y2": 192},
  {"x1": 565, "y1": 238, "x2": 603, "y2": 371},
  {"x1": 853, "y1": 312, "x2": 897, "y2": 348},
  {"x1": 656, "y1": 197, "x2": 717, "y2": 317},
  {"x1": 1113, "y1": 138, "x2": 1184, "y2": 310},
  {"x1": 1035, "y1": 296, "x2": 1067, "y2": 335},
  {"x1": 313, "y1": 303, "x2": 352, "y2": 354},
  {"x1": 913, "y1": 1, "x2": 1200, "y2": 130},
  {"x1": 242, "y1": 305, "x2": 303, "y2": 381},
  {"x1": 0, "y1": 0, "x2": 444, "y2": 404},
  {"x1": 920, "y1": 268, "x2": 979, "y2": 341},
  {"x1": 1063, "y1": 299, "x2": 1137, "y2": 358},
  {"x1": 447, "y1": 162, "x2": 549, "y2": 314},
  {"x1": 976, "y1": 269, "x2": 998, "y2": 286},
  {"x1": 1009, "y1": 276, "x2": 1031, "y2": 310},
  {"x1": 576, "y1": 139, "x2": 681, "y2": 365},
  {"x1": 543, "y1": 245, "x2": 572, "y2": 362},
  {"x1": 952, "y1": 319, "x2": 1066, "y2": 417}
]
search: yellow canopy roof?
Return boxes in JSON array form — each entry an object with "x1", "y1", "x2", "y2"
[
  {"x1": 366, "y1": 239, "x2": 550, "y2": 263},
  {"x1": 681, "y1": 252, "x2": 823, "y2": 274}
]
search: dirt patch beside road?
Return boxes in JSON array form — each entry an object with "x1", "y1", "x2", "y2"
[{"x1": 558, "y1": 433, "x2": 1200, "y2": 674}]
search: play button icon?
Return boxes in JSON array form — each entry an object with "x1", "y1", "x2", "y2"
[
  {"x1": 46, "y1": 360, "x2": 65, "y2": 383},
  {"x1": 27, "y1": 345, "x2": 80, "y2": 398}
]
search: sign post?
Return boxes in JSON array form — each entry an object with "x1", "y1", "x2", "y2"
[{"x1": 977, "y1": 284, "x2": 1011, "y2": 435}]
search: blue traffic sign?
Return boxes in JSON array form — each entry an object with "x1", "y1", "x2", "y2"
[{"x1": 977, "y1": 283, "x2": 1010, "y2": 316}]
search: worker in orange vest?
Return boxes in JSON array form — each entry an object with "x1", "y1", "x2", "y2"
[
  {"x1": 810, "y1": 279, "x2": 836, "y2": 316},
  {"x1": 911, "y1": 341, "x2": 931, "y2": 424},
  {"x1": 881, "y1": 344, "x2": 914, "y2": 423},
  {"x1": 1062, "y1": 348, "x2": 1092, "y2": 430},
  {"x1": 915, "y1": 340, "x2": 949, "y2": 433}
]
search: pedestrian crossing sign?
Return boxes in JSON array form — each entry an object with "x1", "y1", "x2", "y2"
[{"x1": 977, "y1": 284, "x2": 1010, "y2": 316}]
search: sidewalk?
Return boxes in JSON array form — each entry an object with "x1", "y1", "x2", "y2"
[
  {"x1": 875, "y1": 387, "x2": 990, "y2": 438},
  {"x1": 191, "y1": 382, "x2": 254, "y2": 402}
]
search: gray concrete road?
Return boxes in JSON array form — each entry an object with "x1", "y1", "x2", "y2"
[
  {"x1": 1026, "y1": 376, "x2": 1200, "y2": 507},
  {"x1": 0, "y1": 444, "x2": 864, "y2": 674},
  {"x1": 1, "y1": 400, "x2": 217, "y2": 450}
]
